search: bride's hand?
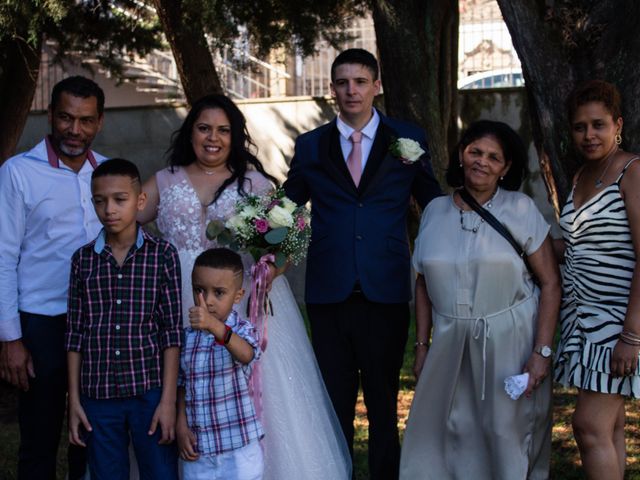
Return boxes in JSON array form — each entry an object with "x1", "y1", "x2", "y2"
[{"x1": 266, "y1": 262, "x2": 287, "y2": 292}]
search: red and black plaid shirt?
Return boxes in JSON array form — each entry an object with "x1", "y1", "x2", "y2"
[{"x1": 66, "y1": 227, "x2": 182, "y2": 399}]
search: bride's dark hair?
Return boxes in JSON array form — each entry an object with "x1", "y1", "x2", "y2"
[{"x1": 167, "y1": 94, "x2": 279, "y2": 203}]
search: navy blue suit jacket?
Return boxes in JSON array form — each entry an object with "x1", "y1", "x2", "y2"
[{"x1": 284, "y1": 112, "x2": 441, "y2": 304}]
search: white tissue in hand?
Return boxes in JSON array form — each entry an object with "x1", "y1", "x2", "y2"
[{"x1": 504, "y1": 373, "x2": 529, "y2": 400}]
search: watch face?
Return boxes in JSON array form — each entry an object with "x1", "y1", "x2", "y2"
[{"x1": 540, "y1": 346, "x2": 552, "y2": 357}]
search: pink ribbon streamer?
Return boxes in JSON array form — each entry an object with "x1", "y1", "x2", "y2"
[{"x1": 248, "y1": 253, "x2": 274, "y2": 421}]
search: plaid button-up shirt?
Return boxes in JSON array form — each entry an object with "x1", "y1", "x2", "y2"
[
  {"x1": 179, "y1": 310, "x2": 263, "y2": 456},
  {"x1": 66, "y1": 227, "x2": 182, "y2": 399}
]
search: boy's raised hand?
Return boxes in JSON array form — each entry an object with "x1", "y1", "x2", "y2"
[
  {"x1": 68, "y1": 400, "x2": 92, "y2": 447},
  {"x1": 189, "y1": 292, "x2": 221, "y2": 334}
]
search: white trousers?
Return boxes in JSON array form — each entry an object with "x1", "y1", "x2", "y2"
[{"x1": 180, "y1": 441, "x2": 263, "y2": 480}]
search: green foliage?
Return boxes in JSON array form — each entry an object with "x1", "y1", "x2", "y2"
[
  {"x1": 217, "y1": 229, "x2": 237, "y2": 248},
  {"x1": 0, "y1": 0, "x2": 162, "y2": 78},
  {"x1": 171, "y1": 0, "x2": 368, "y2": 58},
  {"x1": 265, "y1": 227, "x2": 287, "y2": 245},
  {"x1": 273, "y1": 250, "x2": 287, "y2": 268},
  {"x1": 206, "y1": 219, "x2": 226, "y2": 240}
]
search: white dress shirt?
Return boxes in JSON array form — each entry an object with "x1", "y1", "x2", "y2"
[
  {"x1": 0, "y1": 138, "x2": 105, "y2": 340},
  {"x1": 336, "y1": 109, "x2": 381, "y2": 172}
]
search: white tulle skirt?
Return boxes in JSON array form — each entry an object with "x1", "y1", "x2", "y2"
[{"x1": 257, "y1": 275, "x2": 352, "y2": 480}]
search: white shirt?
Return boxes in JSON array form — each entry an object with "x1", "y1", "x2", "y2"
[
  {"x1": 336, "y1": 109, "x2": 380, "y2": 172},
  {"x1": 0, "y1": 139, "x2": 105, "y2": 340}
]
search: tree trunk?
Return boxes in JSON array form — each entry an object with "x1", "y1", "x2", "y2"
[
  {"x1": 0, "y1": 36, "x2": 42, "y2": 163},
  {"x1": 152, "y1": 0, "x2": 223, "y2": 104},
  {"x1": 497, "y1": 0, "x2": 640, "y2": 213},
  {"x1": 370, "y1": 0, "x2": 459, "y2": 182}
]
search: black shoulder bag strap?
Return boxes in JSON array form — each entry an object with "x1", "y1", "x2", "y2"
[{"x1": 458, "y1": 188, "x2": 536, "y2": 279}]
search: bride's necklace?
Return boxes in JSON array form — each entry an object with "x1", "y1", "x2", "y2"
[
  {"x1": 593, "y1": 144, "x2": 618, "y2": 189},
  {"x1": 458, "y1": 189, "x2": 496, "y2": 234},
  {"x1": 195, "y1": 162, "x2": 216, "y2": 176}
]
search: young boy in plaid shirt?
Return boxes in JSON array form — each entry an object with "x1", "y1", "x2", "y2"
[
  {"x1": 177, "y1": 248, "x2": 264, "y2": 479},
  {"x1": 66, "y1": 158, "x2": 182, "y2": 478}
]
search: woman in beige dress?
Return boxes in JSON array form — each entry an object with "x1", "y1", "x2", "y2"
[{"x1": 400, "y1": 120, "x2": 561, "y2": 479}]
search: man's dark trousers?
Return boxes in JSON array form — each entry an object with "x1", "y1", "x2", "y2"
[
  {"x1": 308, "y1": 296, "x2": 409, "y2": 480},
  {"x1": 17, "y1": 312, "x2": 86, "y2": 480}
]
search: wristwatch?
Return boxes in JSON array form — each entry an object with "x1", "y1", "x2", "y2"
[{"x1": 534, "y1": 345, "x2": 554, "y2": 358}]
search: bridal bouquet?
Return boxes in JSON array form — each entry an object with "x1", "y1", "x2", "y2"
[
  {"x1": 206, "y1": 187, "x2": 311, "y2": 373},
  {"x1": 205, "y1": 187, "x2": 311, "y2": 268}
]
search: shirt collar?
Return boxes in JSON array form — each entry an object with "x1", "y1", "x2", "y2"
[
  {"x1": 226, "y1": 309, "x2": 239, "y2": 326},
  {"x1": 94, "y1": 226, "x2": 145, "y2": 254},
  {"x1": 336, "y1": 109, "x2": 380, "y2": 141},
  {"x1": 45, "y1": 135, "x2": 98, "y2": 170}
]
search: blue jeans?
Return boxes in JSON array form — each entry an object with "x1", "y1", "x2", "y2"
[
  {"x1": 17, "y1": 311, "x2": 86, "y2": 480},
  {"x1": 81, "y1": 387, "x2": 178, "y2": 480}
]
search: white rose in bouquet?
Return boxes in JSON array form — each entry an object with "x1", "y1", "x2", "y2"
[
  {"x1": 267, "y1": 205, "x2": 294, "y2": 229},
  {"x1": 226, "y1": 214, "x2": 248, "y2": 235},
  {"x1": 280, "y1": 196, "x2": 298, "y2": 214},
  {"x1": 238, "y1": 204, "x2": 260, "y2": 219}
]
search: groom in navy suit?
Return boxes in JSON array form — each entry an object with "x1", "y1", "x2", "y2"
[{"x1": 284, "y1": 49, "x2": 441, "y2": 479}]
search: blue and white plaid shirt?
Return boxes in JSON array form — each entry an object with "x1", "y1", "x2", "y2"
[{"x1": 179, "y1": 310, "x2": 263, "y2": 456}]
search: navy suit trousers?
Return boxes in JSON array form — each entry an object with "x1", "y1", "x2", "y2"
[{"x1": 308, "y1": 296, "x2": 409, "y2": 480}]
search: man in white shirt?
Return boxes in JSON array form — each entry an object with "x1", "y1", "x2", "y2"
[{"x1": 0, "y1": 76, "x2": 106, "y2": 480}]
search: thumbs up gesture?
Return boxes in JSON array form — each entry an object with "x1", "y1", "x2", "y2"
[{"x1": 188, "y1": 291, "x2": 219, "y2": 333}]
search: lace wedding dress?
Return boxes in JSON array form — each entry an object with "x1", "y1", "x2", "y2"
[{"x1": 155, "y1": 166, "x2": 351, "y2": 479}]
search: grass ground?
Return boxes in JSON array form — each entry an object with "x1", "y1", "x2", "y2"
[
  {"x1": 1, "y1": 323, "x2": 638, "y2": 479},
  {"x1": 350, "y1": 323, "x2": 640, "y2": 479},
  {"x1": 352, "y1": 386, "x2": 640, "y2": 479}
]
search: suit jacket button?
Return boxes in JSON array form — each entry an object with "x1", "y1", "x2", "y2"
[
  {"x1": 358, "y1": 202, "x2": 363, "y2": 207},
  {"x1": 356, "y1": 235, "x2": 362, "y2": 240}
]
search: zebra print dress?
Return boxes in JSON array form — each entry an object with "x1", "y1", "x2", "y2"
[{"x1": 554, "y1": 157, "x2": 640, "y2": 397}]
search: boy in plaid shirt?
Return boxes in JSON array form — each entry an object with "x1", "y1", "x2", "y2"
[
  {"x1": 66, "y1": 158, "x2": 182, "y2": 478},
  {"x1": 177, "y1": 248, "x2": 264, "y2": 479}
]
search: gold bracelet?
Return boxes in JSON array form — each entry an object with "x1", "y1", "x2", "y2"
[
  {"x1": 621, "y1": 330, "x2": 640, "y2": 341},
  {"x1": 619, "y1": 333, "x2": 640, "y2": 347}
]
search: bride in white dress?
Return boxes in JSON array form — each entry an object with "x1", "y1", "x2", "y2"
[{"x1": 139, "y1": 94, "x2": 351, "y2": 479}]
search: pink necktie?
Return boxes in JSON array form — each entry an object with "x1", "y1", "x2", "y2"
[{"x1": 347, "y1": 131, "x2": 363, "y2": 187}]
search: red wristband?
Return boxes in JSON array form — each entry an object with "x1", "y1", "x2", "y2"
[
  {"x1": 216, "y1": 325, "x2": 232, "y2": 345},
  {"x1": 224, "y1": 325, "x2": 233, "y2": 345}
]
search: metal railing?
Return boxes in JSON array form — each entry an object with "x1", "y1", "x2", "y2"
[
  {"x1": 217, "y1": 47, "x2": 290, "y2": 99},
  {"x1": 30, "y1": 1, "x2": 523, "y2": 110}
]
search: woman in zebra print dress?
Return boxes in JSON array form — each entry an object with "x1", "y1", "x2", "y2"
[{"x1": 555, "y1": 80, "x2": 640, "y2": 480}]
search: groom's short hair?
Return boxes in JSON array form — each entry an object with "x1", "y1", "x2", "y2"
[{"x1": 331, "y1": 48, "x2": 379, "y2": 82}]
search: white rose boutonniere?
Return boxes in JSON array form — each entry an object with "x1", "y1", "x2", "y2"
[{"x1": 390, "y1": 138, "x2": 425, "y2": 164}]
